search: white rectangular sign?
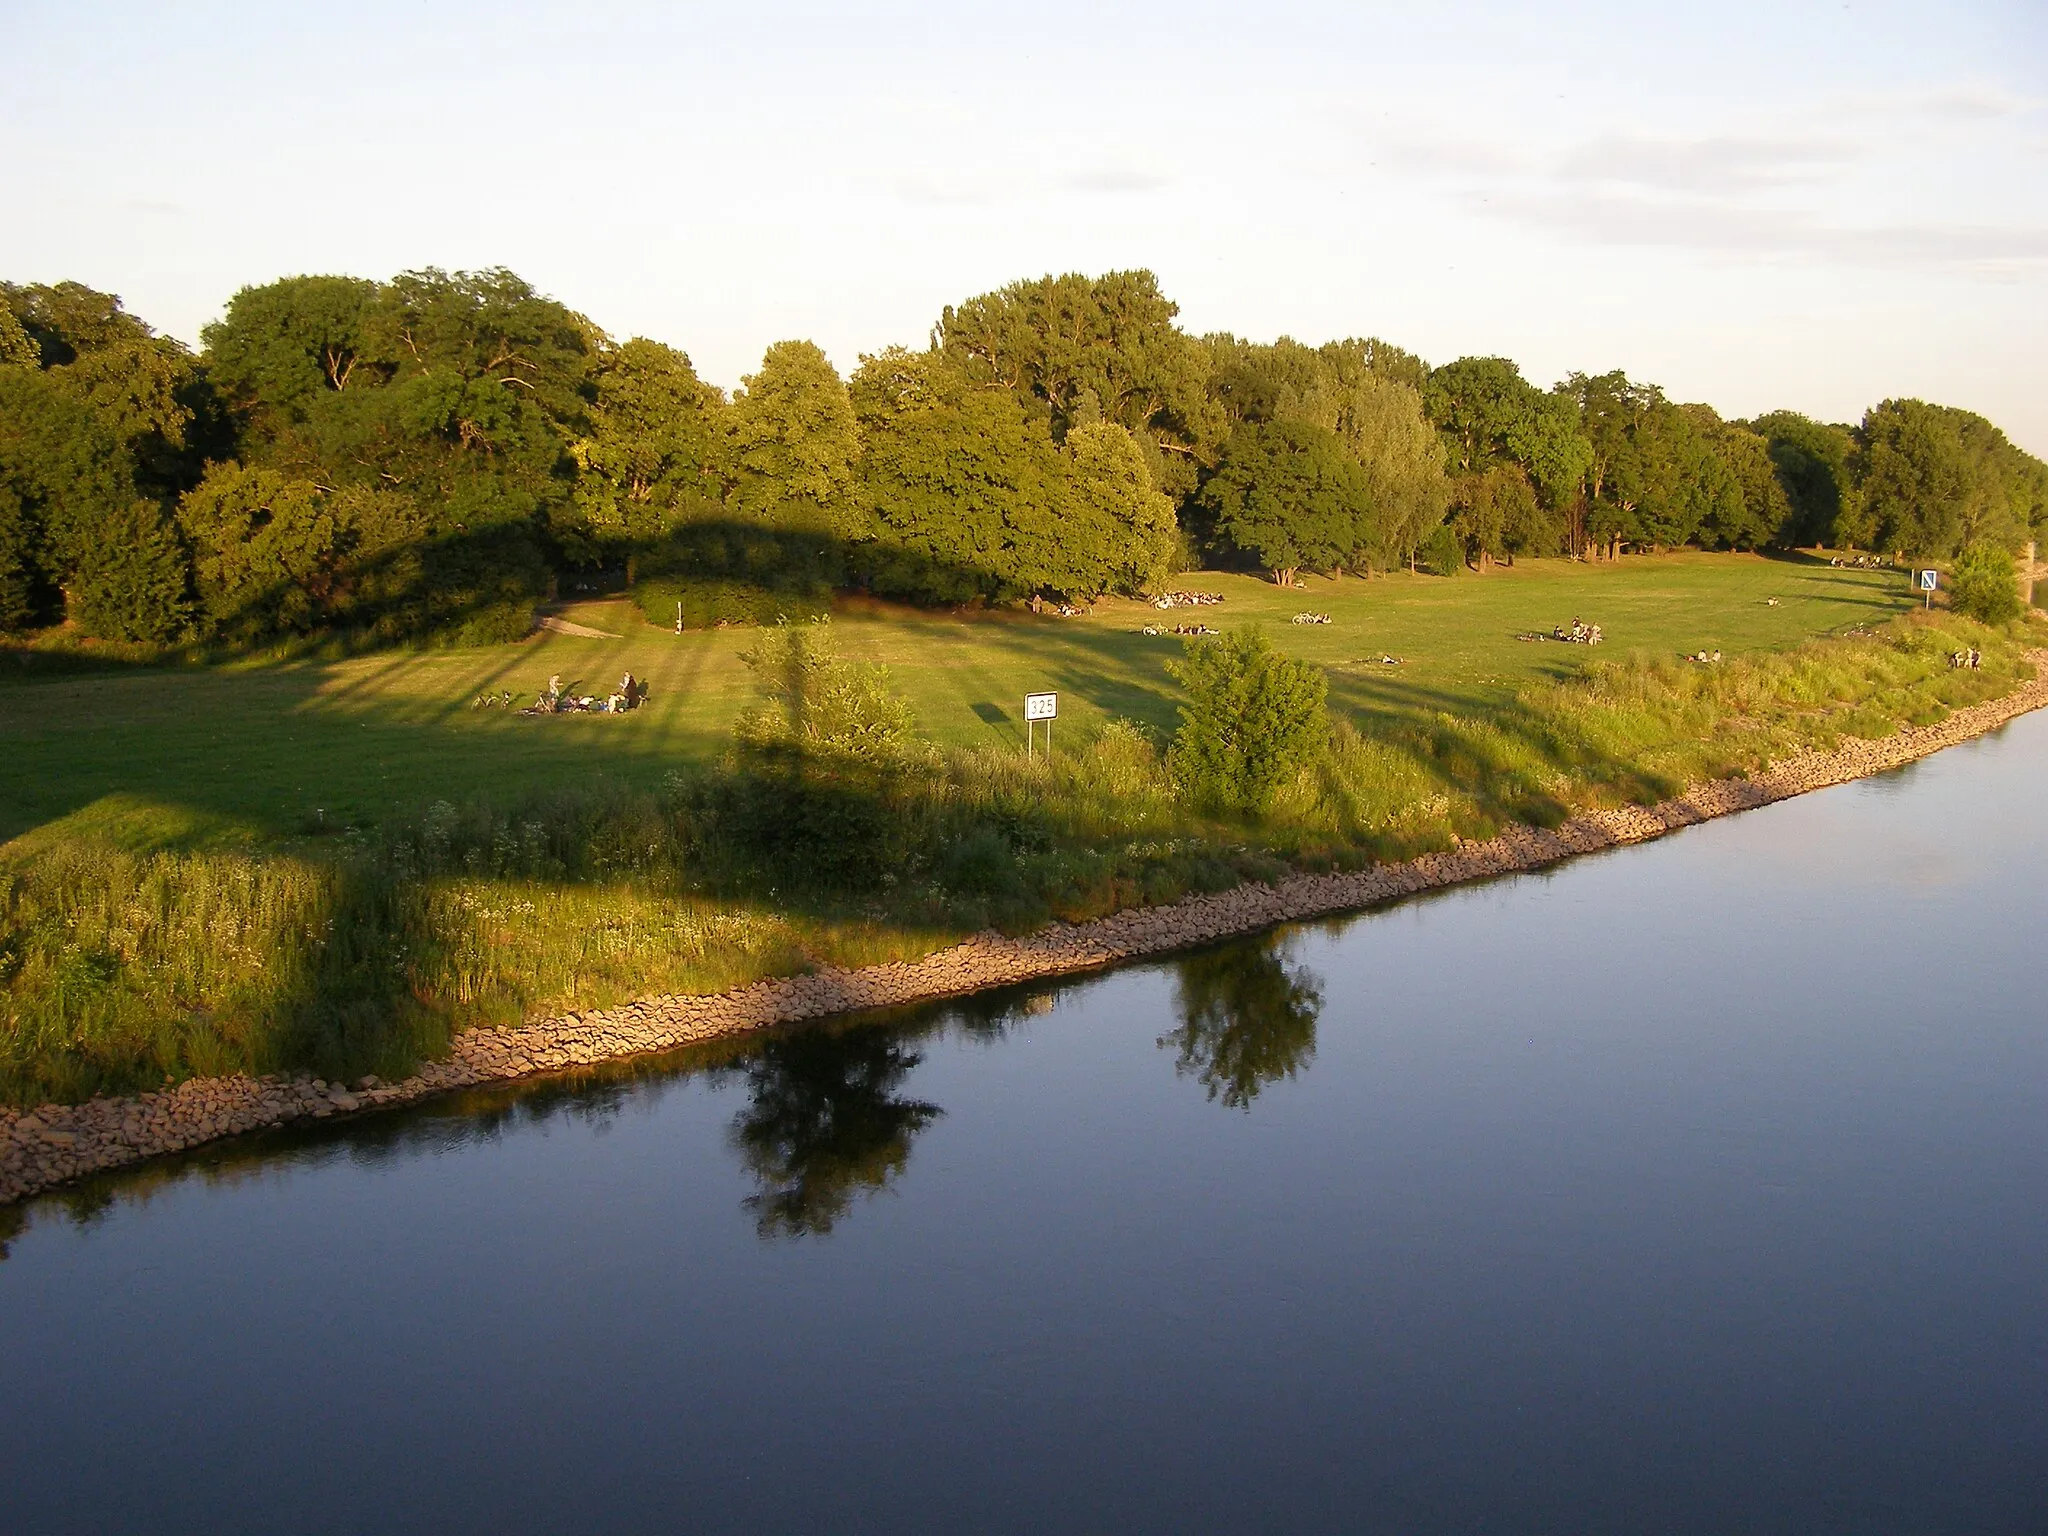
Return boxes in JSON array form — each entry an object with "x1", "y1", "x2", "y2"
[
  {"x1": 1918, "y1": 569, "x2": 1939, "y2": 591},
  {"x1": 1024, "y1": 692, "x2": 1058, "y2": 721}
]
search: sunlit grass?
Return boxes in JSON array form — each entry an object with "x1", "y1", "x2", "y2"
[
  {"x1": 0, "y1": 552, "x2": 1913, "y2": 845},
  {"x1": 1, "y1": 556, "x2": 2037, "y2": 1110}
]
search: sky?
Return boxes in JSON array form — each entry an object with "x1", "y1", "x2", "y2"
[{"x1": 5, "y1": 0, "x2": 2046, "y2": 452}]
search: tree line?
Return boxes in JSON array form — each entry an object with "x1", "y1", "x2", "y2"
[{"x1": 3, "y1": 267, "x2": 2043, "y2": 646}]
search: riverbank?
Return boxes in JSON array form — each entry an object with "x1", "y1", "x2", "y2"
[{"x1": 5, "y1": 646, "x2": 2044, "y2": 1207}]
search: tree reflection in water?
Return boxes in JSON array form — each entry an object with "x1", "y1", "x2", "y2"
[
  {"x1": 724, "y1": 1025, "x2": 942, "y2": 1239},
  {"x1": 1160, "y1": 935, "x2": 1324, "y2": 1109}
]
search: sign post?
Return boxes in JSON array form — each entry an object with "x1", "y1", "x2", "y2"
[
  {"x1": 1918, "y1": 569, "x2": 1938, "y2": 610},
  {"x1": 1024, "y1": 691, "x2": 1058, "y2": 758}
]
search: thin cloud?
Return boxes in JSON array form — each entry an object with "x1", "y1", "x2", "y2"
[
  {"x1": 1554, "y1": 132, "x2": 1855, "y2": 195},
  {"x1": 891, "y1": 165, "x2": 1170, "y2": 207},
  {"x1": 1062, "y1": 168, "x2": 1170, "y2": 195},
  {"x1": 1478, "y1": 187, "x2": 2048, "y2": 274},
  {"x1": 892, "y1": 174, "x2": 1001, "y2": 208},
  {"x1": 1362, "y1": 93, "x2": 2048, "y2": 275}
]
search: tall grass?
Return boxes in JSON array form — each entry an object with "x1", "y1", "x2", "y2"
[{"x1": 1, "y1": 610, "x2": 2035, "y2": 1107}]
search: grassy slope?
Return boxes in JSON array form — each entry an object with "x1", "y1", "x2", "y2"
[
  {"x1": 0, "y1": 552, "x2": 1910, "y2": 848},
  {"x1": 4, "y1": 551, "x2": 2038, "y2": 1107}
]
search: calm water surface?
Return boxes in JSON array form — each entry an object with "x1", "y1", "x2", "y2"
[{"x1": 6, "y1": 714, "x2": 2048, "y2": 1534}]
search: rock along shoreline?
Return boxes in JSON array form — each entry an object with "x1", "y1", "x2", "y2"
[{"x1": 7, "y1": 650, "x2": 2047, "y2": 1207}]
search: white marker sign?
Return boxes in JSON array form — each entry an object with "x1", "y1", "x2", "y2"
[{"x1": 1024, "y1": 692, "x2": 1058, "y2": 721}]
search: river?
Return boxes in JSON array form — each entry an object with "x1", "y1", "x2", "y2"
[{"x1": 4, "y1": 711, "x2": 2047, "y2": 1534}]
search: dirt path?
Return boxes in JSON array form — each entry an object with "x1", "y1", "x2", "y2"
[
  {"x1": 6, "y1": 651, "x2": 2046, "y2": 1207},
  {"x1": 536, "y1": 614, "x2": 623, "y2": 639}
]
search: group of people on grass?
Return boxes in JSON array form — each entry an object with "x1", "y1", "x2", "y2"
[{"x1": 518, "y1": 672, "x2": 648, "y2": 715}]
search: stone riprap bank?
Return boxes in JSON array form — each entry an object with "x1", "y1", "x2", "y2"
[{"x1": 7, "y1": 651, "x2": 2047, "y2": 1206}]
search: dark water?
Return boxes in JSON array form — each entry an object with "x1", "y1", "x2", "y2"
[{"x1": 6, "y1": 717, "x2": 2048, "y2": 1535}]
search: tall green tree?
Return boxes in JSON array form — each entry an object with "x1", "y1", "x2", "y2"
[
  {"x1": 1207, "y1": 336, "x2": 1450, "y2": 571},
  {"x1": 0, "y1": 305, "x2": 38, "y2": 368},
  {"x1": 1447, "y1": 463, "x2": 1549, "y2": 566},
  {"x1": 852, "y1": 347, "x2": 1102, "y2": 601},
  {"x1": 1197, "y1": 419, "x2": 1369, "y2": 585},
  {"x1": 1557, "y1": 371, "x2": 1731, "y2": 553},
  {"x1": 1685, "y1": 406, "x2": 1790, "y2": 550},
  {"x1": 201, "y1": 267, "x2": 593, "y2": 637},
  {"x1": 3, "y1": 280, "x2": 212, "y2": 503},
  {"x1": 202, "y1": 274, "x2": 379, "y2": 440},
  {"x1": 1065, "y1": 420, "x2": 1178, "y2": 596},
  {"x1": 565, "y1": 337, "x2": 728, "y2": 560},
  {"x1": 728, "y1": 340, "x2": 861, "y2": 536},
  {"x1": 1858, "y1": 401, "x2": 2046, "y2": 559},
  {"x1": 938, "y1": 269, "x2": 1223, "y2": 499},
  {"x1": 1424, "y1": 356, "x2": 1588, "y2": 553},
  {"x1": 0, "y1": 366, "x2": 138, "y2": 630},
  {"x1": 176, "y1": 463, "x2": 433, "y2": 641},
  {"x1": 1750, "y1": 411, "x2": 1860, "y2": 548},
  {"x1": 0, "y1": 484, "x2": 37, "y2": 631},
  {"x1": 1857, "y1": 399, "x2": 1972, "y2": 558}
]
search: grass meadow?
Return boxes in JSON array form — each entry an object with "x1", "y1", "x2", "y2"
[
  {"x1": 1, "y1": 552, "x2": 1912, "y2": 846},
  {"x1": 3, "y1": 550, "x2": 2038, "y2": 1108}
]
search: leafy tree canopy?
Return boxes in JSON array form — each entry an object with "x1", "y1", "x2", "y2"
[
  {"x1": 852, "y1": 346, "x2": 1099, "y2": 601},
  {"x1": 1197, "y1": 419, "x2": 1370, "y2": 584},
  {"x1": 565, "y1": 337, "x2": 729, "y2": 560},
  {"x1": 1066, "y1": 419, "x2": 1178, "y2": 597},
  {"x1": 202, "y1": 274, "x2": 380, "y2": 434},
  {"x1": 1863, "y1": 400, "x2": 2048, "y2": 559},
  {"x1": 729, "y1": 339, "x2": 861, "y2": 535},
  {"x1": 177, "y1": 462, "x2": 433, "y2": 642},
  {"x1": 0, "y1": 304, "x2": 38, "y2": 368},
  {"x1": 938, "y1": 269, "x2": 1223, "y2": 499},
  {"x1": 1426, "y1": 356, "x2": 1592, "y2": 510},
  {"x1": 1749, "y1": 411, "x2": 1859, "y2": 548}
]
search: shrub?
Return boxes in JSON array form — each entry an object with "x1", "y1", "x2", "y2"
[
  {"x1": 1421, "y1": 523, "x2": 1464, "y2": 576},
  {"x1": 719, "y1": 622, "x2": 927, "y2": 890},
  {"x1": 67, "y1": 499, "x2": 191, "y2": 643},
  {"x1": 1949, "y1": 544, "x2": 2024, "y2": 625},
  {"x1": 0, "y1": 485, "x2": 38, "y2": 631},
  {"x1": 1167, "y1": 624, "x2": 1329, "y2": 814}
]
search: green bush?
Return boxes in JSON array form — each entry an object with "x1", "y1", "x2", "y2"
[
  {"x1": 67, "y1": 500, "x2": 191, "y2": 643},
  {"x1": 717, "y1": 622, "x2": 928, "y2": 890},
  {"x1": 0, "y1": 485, "x2": 38, "y2": 632},
  {"x1": 1167, "y1": 624, "x2": 1329, "y2": 814},
  {"x1": 1949, "y1": 544, "x2": 2024, "y2": 625},
  {"x1": 1421, "y1": 523, "x2": 1464, "y2": 576}
]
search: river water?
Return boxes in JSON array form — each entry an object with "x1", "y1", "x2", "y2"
[{"x1": 5, "y1": 714, "x2": 2048, "y2": 1534}]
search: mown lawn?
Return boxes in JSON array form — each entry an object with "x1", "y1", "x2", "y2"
[{"x1": 0, "y1": 552, "x2": 1912, "y2": 848}]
